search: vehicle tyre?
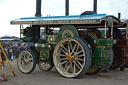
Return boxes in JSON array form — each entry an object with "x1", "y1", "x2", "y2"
[
  {"x1": 17, "y1": 50, "x2": 36, "y2": 74},
  {"x1": 100, "y1": 48, "x2": 114, "y2": 72},
  {"x1": 53, "y1": 37, "x2": 92, "y2": 78},
  {"x1": 38, "y1": 58, "x2": 53, "y2": 71}
]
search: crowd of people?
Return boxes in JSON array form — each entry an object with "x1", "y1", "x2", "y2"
[
  {"x1": 1, "y1": 44, "x2": 14, "y2": 62},
  {"x1": 1, "y1": 42, "x2": 28, "y2": 63}
]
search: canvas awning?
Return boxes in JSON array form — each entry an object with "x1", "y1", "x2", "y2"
[{"x1": 10, "y1": 14, "x2": 121, "y2": 27}]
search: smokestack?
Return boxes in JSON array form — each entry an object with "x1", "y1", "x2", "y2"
[
  {"x1": 35, "y1": 0, "x2": 42, "y2": 17},
  {"x1": 34, "y1": 0, "x2": 41, "y2": 42},
  {"x1": 93, "y1": 0, "x2": 97, "y2": 13},
  {"x1": 118, "y1": 13, "x2": 121, "y2": 19},
  {"x1": 65, "y1": 0, "x2": 69, "y2": 15}
]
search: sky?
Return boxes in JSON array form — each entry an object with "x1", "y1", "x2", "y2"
[{"x1": 0, "y1": 0, "x2": 128, "y2": 37}]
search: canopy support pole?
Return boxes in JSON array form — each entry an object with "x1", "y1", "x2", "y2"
[
  {"x1": 111, "y1": 23, "x2": 113, "y2": 38},
  {"x1": 126, "y1": 24, "x2": 128, "y2": 38},
  {"x1": 104, "y1": 21, "x2": 107, "y2": 38}
]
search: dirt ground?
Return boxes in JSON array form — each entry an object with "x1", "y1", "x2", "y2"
[{"x1": 0, "y1": 59, "x2": 128, "y2": 85}]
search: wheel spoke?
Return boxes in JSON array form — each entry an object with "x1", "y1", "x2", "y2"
[
  {"x1": 59, "y1": 54, "x2": 67, "y2": 57},
  {"x1": 77, "y1": 58, "x2": 84, "y2": 61},
  {"x1": 66, "y1": 64, "x2": 70, "y2": 72},
  {"x1": 74, "y1": 61, "x2": 81, "y2": 70},
  {"x1": 68, "y1": 43, "x2": 71, "y2": 53},
  {"x1": 71, "y1": 43, "x2": 77, "y2": 53},
  {"x1": 26, "y1": 64, "x2": 31, "y2": 69},
  {"x1": 61, "y1": 60, "x2": 67, "y2": 65},
  {"x1": 61, "y1": 48, "x2": 68, "y2": 55},
  {"x1": 78, "y1": 54, "x2": 84, "y2": 57},
  {"x1": 26, "y1": 54, "x2": 29, "y2": 58},
  {"x1": 28, "y1": 55, "x2": 31, "y2": 59},
  {"x1": 64, "y1": 62, "x2": 69, "y2": 69},
  {"x1": 77, "y1": 61, "x2": 83, "y2": 68},
  {"x1": 70, "y1": 62, "x2": 73, "y2": 73},
  {"x1": 23, "y1": 55, "x2": 25, "y2": 59},
  {"x1": 60, "y1": 58, "x2": 67, "y2": 61},
  {"x1": 23, "y1": 64, "x2": 27, "y2": 71},
  {"x1": 22, "y1": 58, "x2": 26, "y2": 64},
  {"x1": 26, "y1": 55, "x2": 31, "y2": 62},
  {"x1": 61, "y1": 45, "x2": 69, "y2": 53},
  {"x1": 69, "y1": 41, "x2": 73, "y2": 50},
  {"x1": 76, "y1": 50, "x2": 83, "y2": 55},
  {"x1": 44, "y1": 63, "x2": 47, "y2": 69},
  {"x1": 76, "y1": 44, "x2": 79, "y2": 52},
  {"x1": 29, "y1": 62, "x2": 33, "y2": 66},
  {"x1": 46, "y1": 63, "x2": 50, "y2": 69}
]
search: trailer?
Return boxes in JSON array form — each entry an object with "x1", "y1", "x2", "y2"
[
  {"x1": 10, "y1": 13, "x2": 122, "y2": 78},
  {"x1": 110, "y1": 19, "x2": 128, "y2": 71}
]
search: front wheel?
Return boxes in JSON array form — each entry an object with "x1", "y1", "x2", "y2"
[
  {"x1": 38, "y1": 58, "x2": 53, "y2": 71},
  {"x1": 17, "y1": 51, "x2": 36, "y2": 74},
  {"x1": 53, "y1": 38, "x2": 92, "y2": 78}
]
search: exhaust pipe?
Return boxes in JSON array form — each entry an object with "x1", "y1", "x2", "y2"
[
  {"x1": 65, "y1": 0, "x2": 69, "y2": 15},
  {"x1": 118, "y1": 13, "x2": 121, "y2": 19},
  {"x1": 34, "y1": 0, "x2": 41, "y2": 41},
  {"x1": 93, "y1": 0, "x2": 97, "y2": 13},
  {"x1": 35, "y1": 0, "x2": 42, "y2": 17}
]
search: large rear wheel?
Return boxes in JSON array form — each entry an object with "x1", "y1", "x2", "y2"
[{"x1": 53, "y1": 38, "x2": 92, "y2": 78}]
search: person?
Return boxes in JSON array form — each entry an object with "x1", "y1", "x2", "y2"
[
  {"x1": 8, "y1": 46, "x2": 13, "y2": 61},
  {"x1": 0, "y1": 43, "x2": 6, "y2": 63},
  {"x1": 1, "y1": 50, "x2": 6, "y2": 62},
  {"x1": 18, "y1": 43, "x2": 26, "y2": 53},
  {"x1": 4, "y1": 45, "x2": 9, "y2": 59},
  {"x1": 10, "y1": 47, "x2": 13, "y2": 61}
]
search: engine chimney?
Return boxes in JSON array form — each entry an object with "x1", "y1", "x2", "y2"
[
  {"x1": 93, "y1": 0, "x2": 97, "y2": 13},
  {"x1": 118, "y1": 13, "x2": 121, "y2": 19},
  {"x1": 34, "y1": 0, "x2": 41, "y2": 42},
  {"x1": 35, "y1": 0, "x2": 42, "y2": 17},
  {"x1": 65, "y1": 0, "x2": 69, "y2": 15}
]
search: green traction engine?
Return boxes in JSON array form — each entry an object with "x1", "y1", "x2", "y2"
[{"x1": 10, "y1": 13, "x2": 122, "y2": 78}]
